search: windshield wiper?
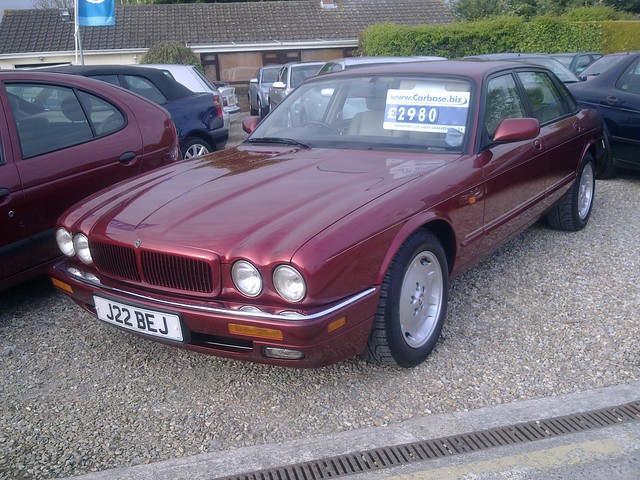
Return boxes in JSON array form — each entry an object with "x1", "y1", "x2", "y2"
[{"x1": 246, "y1": 137, "x2": 310, "y2": 149}]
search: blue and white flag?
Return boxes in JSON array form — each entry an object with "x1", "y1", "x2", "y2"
[{"x1": 78, "y1": 0, "x2": 115, "y2": 27}]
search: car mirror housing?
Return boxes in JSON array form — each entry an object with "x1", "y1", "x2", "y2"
[
  {"x1": 242, "y1": 116, "x2": 260, "y2": 134},
  {"x1": 493, "y1": 118, "x2": 540, "y2": 143},
  {"x1": 272, "y1": 81, "x2": 286, "y2": 89},
  {"x1": 249, "y1": 78, "x2": 258, "y2": 84}
]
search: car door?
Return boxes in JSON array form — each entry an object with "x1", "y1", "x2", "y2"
[
  {"x1": 479, "y1": 71, "x2": 549, "y2": 247},
  {"x1": 609, "y1": 57, "x2": 640, "y2": 151},
  {"x1": 0, "y1": 113, "x2": 29, "y2": 283},
  {"x1": 517, "y1": 69, "x2": 585, "y2": 198},
  {"x1": 1, "y1": 80, "x2": 143, "y2": 273},
  {"x1": 270, "y1": 66, "x2": 288, "y2": 107}
]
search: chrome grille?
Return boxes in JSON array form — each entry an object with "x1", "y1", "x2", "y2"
[
  {"x1": 91, "y1": 241, "x2": 215, "y2": 294},
  {"x1": 141, "y1": 251, "x2": 214, "y2": 293},
  {"x1": 91, "y1": 242, "x2": 140, "y2": 281}
]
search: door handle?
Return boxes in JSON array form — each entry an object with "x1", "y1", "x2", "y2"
[
  {"x1": 0, "y1": 188, "x2": 10, "y2": 200},
  {"x1": 605, "y1": 96, "x2": 619, "y2": 106},
  {"x1": 119, "y1": 151, "x2": 137, "y2": 164}
]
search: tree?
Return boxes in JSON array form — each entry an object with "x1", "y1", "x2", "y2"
[
  {"x1": 140, "y1": 41, "x2": 202, "y2": 68},
  {"x1": 447, "y1": 0, "x2": 640, "y2": 20}
]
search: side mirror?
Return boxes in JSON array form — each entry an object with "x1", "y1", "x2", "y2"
[
  {"x1": 272, "y1": 81, "x2": 286, "y2": 89},
  {"x1": 242, "y1": 116, "x2": 260, "y2": 134},
  {"x1": 249, "y1": 78, "x2": 258, "y2": 84},
  {"x1": 493, "y1": 118, "x2": 540, "y2": 143}
]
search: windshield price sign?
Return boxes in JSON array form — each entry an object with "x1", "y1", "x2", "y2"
[{"x1": 383, "y1": 87, "x2": 470, "y2": 133}]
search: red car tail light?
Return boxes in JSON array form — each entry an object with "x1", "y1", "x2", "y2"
[{"x1": 213, "y1": 94, "x2": 223, "y2": 118}]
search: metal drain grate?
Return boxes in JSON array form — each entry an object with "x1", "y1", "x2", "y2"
[{"x1": 216, "y1": 401, "x2": 640, "y2": 480}]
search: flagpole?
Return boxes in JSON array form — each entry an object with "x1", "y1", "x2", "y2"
[{"x1": 74, "y1": 0, "x2": 84, "y2": 65}]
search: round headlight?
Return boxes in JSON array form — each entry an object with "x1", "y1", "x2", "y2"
[
  {"x1": 56, "y1": 228, "x2": 75, "y2": 257},
  {"x1": 232, "y1": 261, "x2": 262, "y2": 297},
  {"x1": 273, "y1": 265, "x2": 306, "y2": 303},
  {"x1": 73, "y1": 234, "x2": 93, "y2": 265}
]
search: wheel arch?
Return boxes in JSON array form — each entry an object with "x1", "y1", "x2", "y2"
[{"x1": 376, "y1": 216, "x2": 457, "y2": 285}]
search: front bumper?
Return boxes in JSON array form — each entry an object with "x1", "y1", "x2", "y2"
[{"x1": 49, "y1": 261, "x2": 378, "y2": 368}]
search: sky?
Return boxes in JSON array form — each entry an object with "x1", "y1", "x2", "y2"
[{"x1": 0, "y1": 0, "x2": 35, "y2": 20}]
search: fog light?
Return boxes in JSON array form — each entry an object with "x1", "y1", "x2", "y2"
[
  {"x1": 263, "y1": 347, "x2": 304, "y2": 360},
  {"x1": 67, "y1": 267, "x2": 83, "y2": 277},
  {"x1": 83, "y1": 273, "x2": 101, "y2": 284}
]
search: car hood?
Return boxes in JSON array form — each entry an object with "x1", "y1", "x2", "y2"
[{"x1": 76, "y1": 145, "x2": 449, "y2": 262}]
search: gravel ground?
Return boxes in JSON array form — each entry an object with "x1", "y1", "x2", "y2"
[{"x1": 1, "y1": 118, "x2": 639, "y2": 479}]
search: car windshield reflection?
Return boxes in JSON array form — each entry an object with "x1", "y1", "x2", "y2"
[{"x1": 249, "y1": 75, "x2": 472, "y2": 153}]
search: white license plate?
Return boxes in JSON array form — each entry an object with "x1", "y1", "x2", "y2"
[{"x1": 94, "y1": 296, "x2": 183, "y2": 342}]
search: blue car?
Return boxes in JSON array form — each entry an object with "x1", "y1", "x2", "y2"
[
  {"x1": 568, "y1": 52, "x2": 640, "y2": 177},
  {"x1": 44, "y1": 65, "x2": 228, "y2": 158}
]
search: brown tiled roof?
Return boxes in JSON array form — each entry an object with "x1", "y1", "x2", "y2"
[{"x1": 0, "y1": 0, "x2": 453, "y2": 54}]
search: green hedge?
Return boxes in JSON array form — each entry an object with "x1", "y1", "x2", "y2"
[{"x1": 360, "y1": 17, "x2": 640, "y2": 58}]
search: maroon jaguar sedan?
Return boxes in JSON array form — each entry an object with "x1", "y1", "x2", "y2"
[{"x1": 49, "y1": 61, "x2": 605, "y2": 368}]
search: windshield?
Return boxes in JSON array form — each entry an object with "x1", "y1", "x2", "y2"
[
  {"x1": 262, "y1": 67, "x2": 281, "y2": 83},
  {"x1": 550, "y1": 55, "x2": 572, "y2": 68},
  {"x1": 290, "y1": 64, "x2": 323, "y2": 88},
  {"x1": 248, "y1": 74, "x2": 472, "y2": 153},
  {"x1": 580, "y1": 55, "x2": 626, "y2": 77}
]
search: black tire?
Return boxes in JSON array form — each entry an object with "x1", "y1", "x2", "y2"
[
  {"x1": 596, "y1": 125, "x2": 617, "y2": 179},
  {"x1": 362, "y1": 230, "x2": 449, "y2": 368},
  {"x1": 249, "y1": 97, "x2": 258, "y2": 116},
  {"x1": 547, "y1": 155, "x2": 595, "y2": 232},
  {"x1": 258, "y1": 100, "x2": 269, "y2": 119},
  {"x1": 181, "y1": 137, "x2": 212, "y2": 159}
]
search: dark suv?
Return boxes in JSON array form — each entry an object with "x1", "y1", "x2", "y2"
[{"x1": 44, "y1": 65, "x2": 228, "y2": 158}]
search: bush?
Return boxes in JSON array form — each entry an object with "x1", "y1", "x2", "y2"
[
  {"x1": 140, "y1": 41, "x2": 203, "y2": 70},
  {"x1": 562, "y1": 6, "x2": 632, "y2": 21},
  {"x1": 360, "y1": 15, "x2": 640, "y2": 58}
]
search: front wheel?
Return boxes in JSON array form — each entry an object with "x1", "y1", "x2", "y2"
[
  {"x1": 547, "y1": 155, "x2": 595, "y2": 231},
  {"x1": 181, "y1": 138, "x2": 212, "y2": 159},
  {"x1": 258, "y1": 100, "x2": 269, "y2": 119},
  {"x1": 362, "y1": 230, "x2": 449, "y2": 368}
]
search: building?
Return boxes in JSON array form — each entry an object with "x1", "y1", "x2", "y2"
[{"x1": 0, "y1": 0, "x2": 453, "y2": 85}]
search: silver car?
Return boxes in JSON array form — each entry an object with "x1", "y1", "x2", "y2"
[
  {"x1": 268, "y1": 61, "x2": 324, "y2": 111},
  {"x1": 248, "y1": 65, "x2": 281, "y2": 118}
]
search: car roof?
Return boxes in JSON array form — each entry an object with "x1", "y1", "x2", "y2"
[
  {"x1": 282, "y1": 61, "x2": 326, "y2": 68},
  {"x1": 464, "y1": 53, "x2": 552, "y2": 60},
  {"x1": 39, "y1": 64, "x2": 195, "y2": 100},
  {"x1": 328, "y1": 56, "x2": 445, "y2": 67},
  {"x1": 311, "y1": 59, "x2": 548, "y2": 82}
]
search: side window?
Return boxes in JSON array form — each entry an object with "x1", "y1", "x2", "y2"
[
  {"x1": 517, "y1": 71, "x2": 567, "y2": 124},
  {"x1": 484, "y1": 74, "x2": 525, "y2": 137},
  {"x1": 77, "y1": 90, "x2": 125, "y2": 136},
  {"x1": 574, "y1": 55, "x2": 592, "y2": 74},
  {"x1": 6, "y1": 84, "x2": 93, "y2": 158},
  {"x1": 89, "y1": 74, "x2": 121, "y2": 87},
  {"x1": 122, "y1": 75, "x2": 167, "y2": 104},
  {"x1": 615, "y1": 58, "x2": 640, "y2": 95}
]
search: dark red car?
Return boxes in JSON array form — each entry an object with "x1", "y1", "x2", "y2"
[
  {"x1": 0, "y1": 71, "x2": 181, "y2": 290},
  {"x1": 49, "y1": 61, "x2": 604, "y2": 368}
]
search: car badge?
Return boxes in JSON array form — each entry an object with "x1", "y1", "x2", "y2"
[{"x1": 134, "y1": 239, "x2": 143, "y2": 249}]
